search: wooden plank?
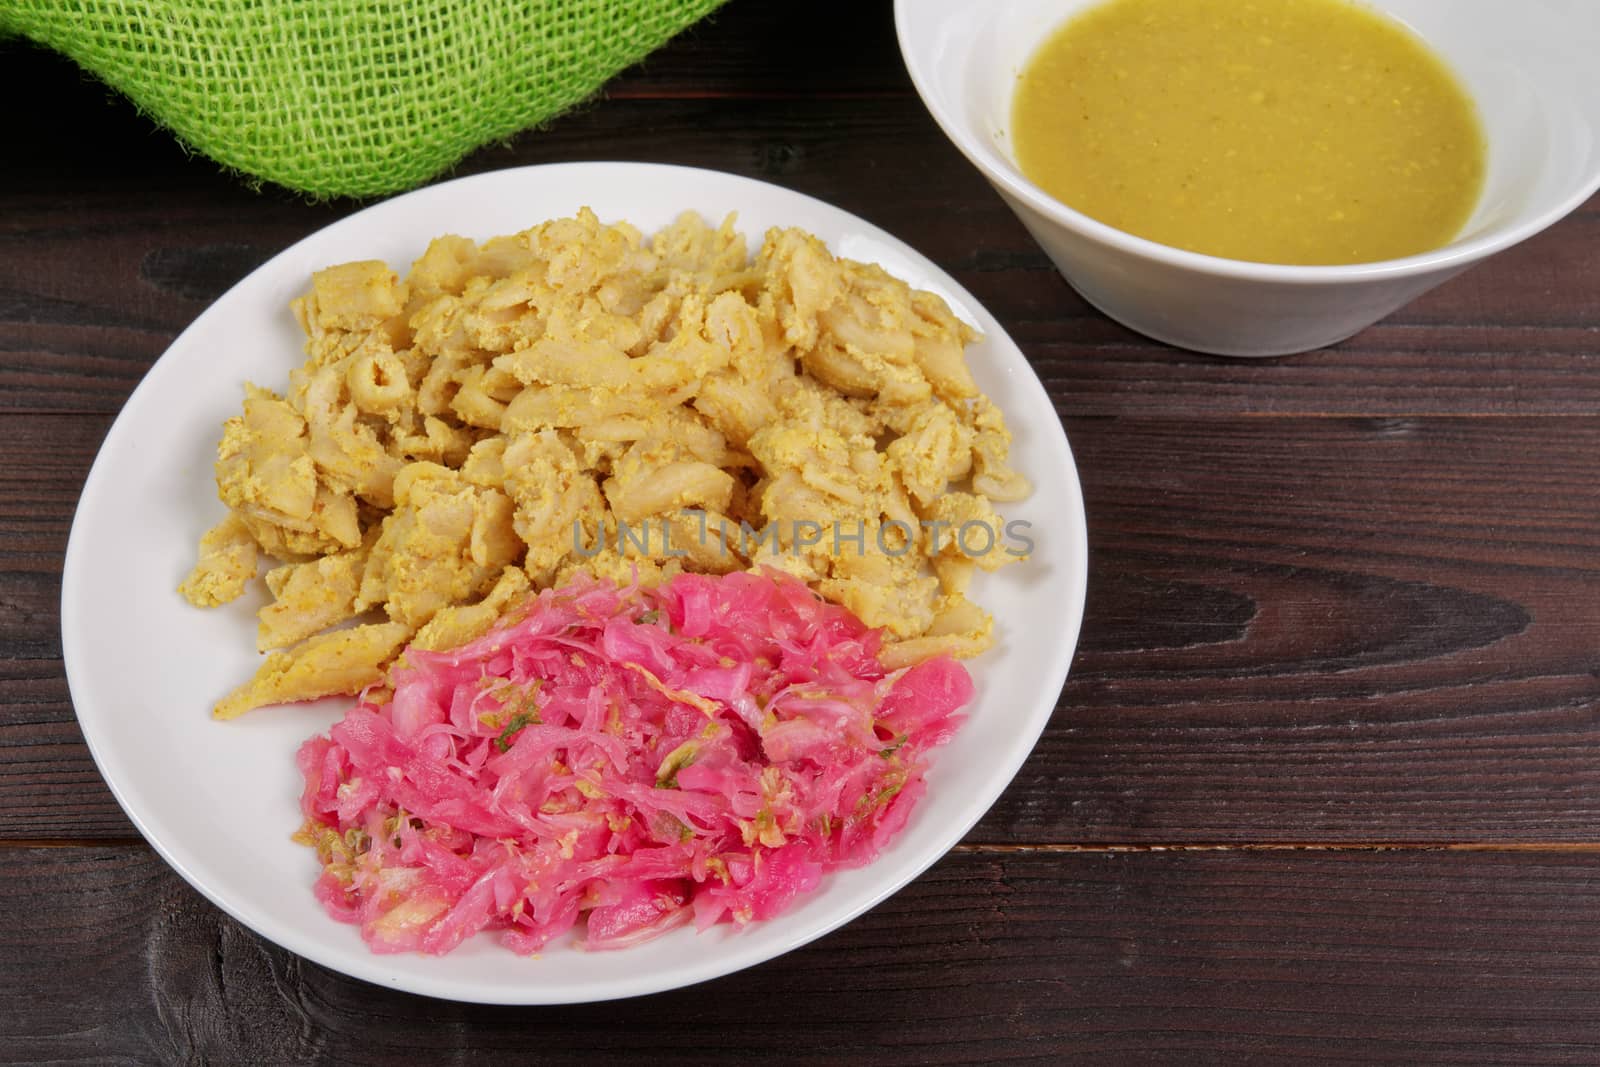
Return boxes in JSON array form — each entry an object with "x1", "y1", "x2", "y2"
[
  {"x1": 6, "y1": 48, "x2": 1600, "y2": 417},
  {"x1": 0, "y1": 413, "x2": 133, "y2": 838},
  {"x1": 605, "y1": 0, "x2": 907, "y2": 98},
  {"x1": 0, "y1": 661, "x2": 118, "y2": 839},
  {"x1": 3, "y1": 845, "x2": 1599, "y2": 1063},
  {"x1": 9, "y1": 414, "x2": 1600, "y2": 842},
  {"x1": 990, "y1": 415, "x2": 1600, "y2": 842}
]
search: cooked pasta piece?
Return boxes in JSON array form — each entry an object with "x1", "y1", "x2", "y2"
[
  {"x1": 185, "y1": 208, "x2": 1032, "y2": 717},
  {"x1": 213, "y1": 621, "x2": 412, "y2": 721},
  {"x1": 178, "y1": 514, "x2": 259, "y2": 608}
]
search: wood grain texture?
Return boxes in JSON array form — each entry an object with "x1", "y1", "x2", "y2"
[
  {"x1": 6, "y1": 38, "x2": 1600, "y2": 418},
  {"x1": 9, "y1": 0, "x2": 1600, "y2": 1055},
  {"x1": 1029, "y1": 416, "x2": 1600, "y2": 842},
  {"x1": 4, "y1": 845, "x2": 1600, "y2": 1065},
  {"x1": 604, "y1": 0, "x2": 907, "y2": 98},
  {"x1": 10, "y1": 414, "x2": 1600, "y2": 843}
]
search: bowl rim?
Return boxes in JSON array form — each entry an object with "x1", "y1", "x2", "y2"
[{"x1": 894, "y1": 0, "x2": 1600, "y2": 286}]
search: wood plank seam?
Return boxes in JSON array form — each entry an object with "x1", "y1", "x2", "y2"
[{"x1": 9, "y1": 838, "x2": 1600, "y2": 852}]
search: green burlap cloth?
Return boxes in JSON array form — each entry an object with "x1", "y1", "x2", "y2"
[{"x1": 1, "y1": 0, "x2": 725, "y2": 197}]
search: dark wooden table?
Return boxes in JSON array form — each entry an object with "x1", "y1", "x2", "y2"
[{"x1": 8, "y1": 2, "x2": 1600, "y2": 1062}]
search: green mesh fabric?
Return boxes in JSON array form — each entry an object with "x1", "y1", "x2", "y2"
[{"x1": 1, "y1": 0, "x2": 724, "y2": 197}]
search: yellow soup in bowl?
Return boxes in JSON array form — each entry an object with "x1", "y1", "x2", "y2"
[{"x1": 1011, "y1": 0, "x2": 1486, "y2": 266}]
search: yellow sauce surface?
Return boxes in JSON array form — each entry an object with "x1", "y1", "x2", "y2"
[{"x1": 1011, "y1": 0, "x2": 1486, "y2": 265}]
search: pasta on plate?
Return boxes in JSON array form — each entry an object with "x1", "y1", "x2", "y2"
[{"x1": 181, "y1": 209, "x2": 1032, "y2": 719}]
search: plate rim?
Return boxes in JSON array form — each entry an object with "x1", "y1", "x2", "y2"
[{"x1": 59, "y1": 160, "x2": 1088, "y2": 1004}]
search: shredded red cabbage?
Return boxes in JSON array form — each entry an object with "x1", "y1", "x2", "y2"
[{"x1": 295, "y1": 570, "x2": 973, "y2": 954}]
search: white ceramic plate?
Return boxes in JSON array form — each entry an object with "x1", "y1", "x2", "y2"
[{"x1": 60, "y1": 162, "x2": 1087, "y2": 1004}]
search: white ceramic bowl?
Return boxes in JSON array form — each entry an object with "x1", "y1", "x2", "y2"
[{"x1": 897, "y1": 0, "x2": 1600, "y2": 357}]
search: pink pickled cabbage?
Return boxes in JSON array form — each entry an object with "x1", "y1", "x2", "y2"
[{"x1": 295, "y1": 570, "x2": 973, "y2": 955}]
